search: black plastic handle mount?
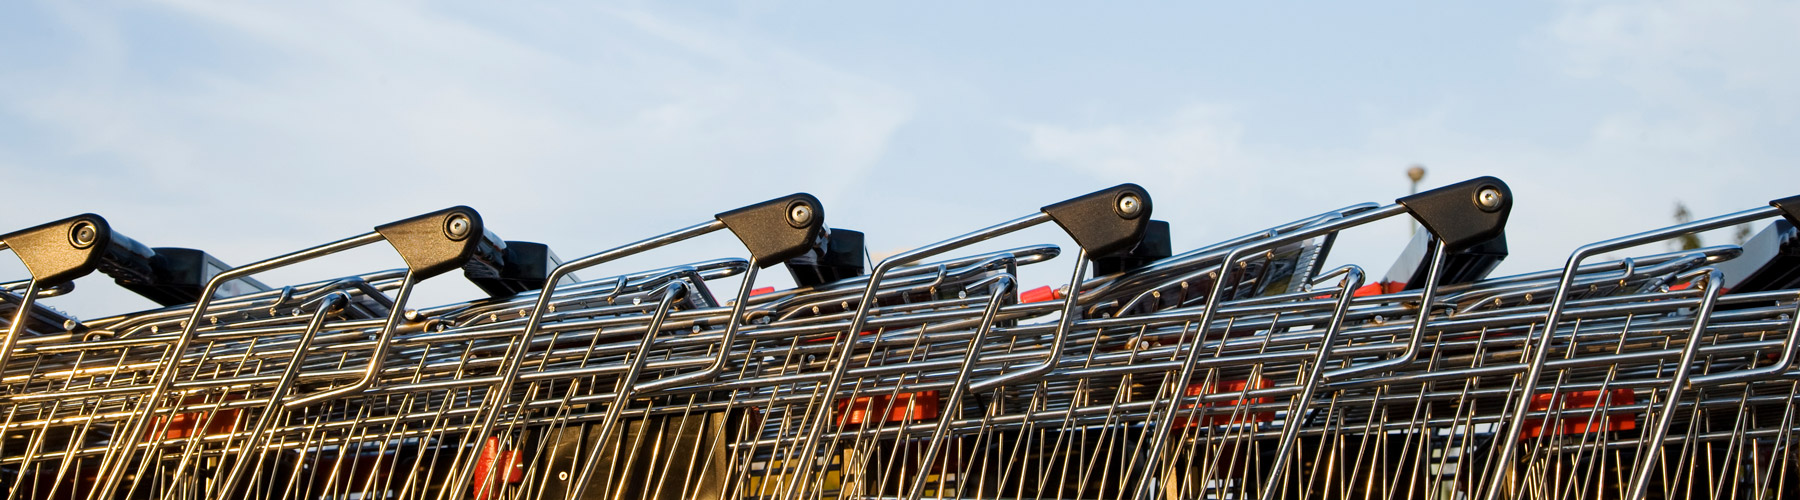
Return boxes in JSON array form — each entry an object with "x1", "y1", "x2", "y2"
[
  {"x1": 1398, "y1": 176, "x2": 1512, "y2": 253},
  {"x1": 1042, "y1": 183, "x2": 1153, "y2": 257},
  {"x1": 1, "y1": 214, "x2": 119, "y2": 286},
  {"x1": 375, "y1": 206, "x2": 488, "y2": 280},
  {"x1": 1772, "y1": 195, "x2": 1800, "y2": 226},
  {"x1": 717, "y1": 193, "x2": 826, "y2": 267}
]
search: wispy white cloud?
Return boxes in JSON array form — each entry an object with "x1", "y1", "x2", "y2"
[
  {"x1": 1015, "y1": 0, "x2": 1800, "y2": 279},
  {"x1": 1551, "y1": 0, "x2": 1800, "y2": 115},
  {"x1": 1023, "y1": 104, "x2": 1247, "y2": 187},
  {"x1": 0, "y1": 1, "x2": 914, "y2": 312}
]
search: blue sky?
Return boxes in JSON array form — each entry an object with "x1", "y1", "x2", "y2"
[{"x1": 4, "y1": 1, "x2": 1798, "y2": 316}]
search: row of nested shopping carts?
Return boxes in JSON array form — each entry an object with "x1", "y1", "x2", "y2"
[{"x1": 0, "y1": 177, "x2": 1797, "y2": 500}]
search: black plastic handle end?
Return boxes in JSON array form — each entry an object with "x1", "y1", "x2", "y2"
[
  {"x1": 1, "y1": 214, "x2": 129, "y2": 286},
  {"x1": 1042, "y1": 183, "x2": 1153, "y2": 257},
  {"x1": 375, "y1": 206, "x2": 492, "y2": 280},
  {"x1": 1772, "y1": 195, "x2": 1800, "y2": 226},
  {"x1": 1398, "y1": 176, "x2": 1512, "y2": 253},
  {"x1": 717, "y1": 193, "x2": 826, "y2": 267}
]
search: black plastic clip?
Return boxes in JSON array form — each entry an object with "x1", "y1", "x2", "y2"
[
  {"x1": 118, "y1": 248, "x2": 271, "y2": 306},
  {"x1": 1041, "y1": 183, "x2": 1153, "y2": 257},
  {"x1": 716, "y1": 193, "x2": 826, "y2": 267},
  {"x1": 464, "y1": 241, "x2": 567, "y2": 298},
  {"x1": 1387, "y1": 230, "x2": 1509, "y2": 290},
  {"x1": 786, "y1": 228, "x2": 866, "y2": 288},
  {"x1": 1719, "y1": 219, "x2": 1800, "y2": 294},
  {"x1": 1092, "y1": 219, "x2": 1171, "y2": 275},
  {"x1": 1397, "y1": 176, "x2": 1512, "y2": 253}
]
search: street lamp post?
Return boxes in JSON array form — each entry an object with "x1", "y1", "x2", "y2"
[{"x1": 1407, "y1": 165, "x2": 1425, "y2": 235}]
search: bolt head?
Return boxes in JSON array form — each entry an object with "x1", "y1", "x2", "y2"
[
  {"x1": 1475, "y1": 187, "x2": 1504, "y2": 211},
  {"x1": 787, "y1": 202, "x2": 814, "y2": 228},
  {"x1": 69, "y1": 221, "x2": 98, "y2": 249},
  {"x1": 1116, "y1": 193, "x2": 1143, "y2": 218},
  {"x1": 445, "y1": 214, "x2": 472, "y2": 240}
]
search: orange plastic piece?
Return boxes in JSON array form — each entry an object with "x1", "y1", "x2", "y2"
[
  {"x1": 1351, "y1": 281, "x2": 1408, "y2": 297},
  {"x1": 1021, "y1": 286, "x2": 1063, "y2": 303},
  {"x1": 1173, "y1": 378, "x2": 1274, "y2": 427},
  {"x1": 834, "y1": 390, "x2": 940, "y2": 428},
  {"x1": 148, "y1": 394, "x2": 241, "y2": 440},
  {"x1": 1520, "y1": 388, "x2": 1637, "y2": 439},
  {"x1": 1663, "y1": 281, "x2": 1729, "y2": 294},
  {"x1": 471, "y1": 436, "x2": 525, "y2": 499},
  {"x1": 751, "y1": 286, "x2": 776, "y2": 296}
]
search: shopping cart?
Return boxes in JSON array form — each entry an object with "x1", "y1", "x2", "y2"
[{"x1": 1, "y1": 182, "x2": 1796, "y2": 500}]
